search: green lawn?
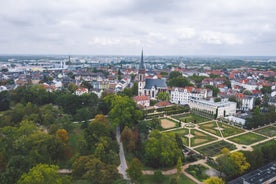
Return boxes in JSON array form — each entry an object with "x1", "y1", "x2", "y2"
[
  {"x1": 191, "y1": 129, "x2": 217, "y2": 147},
  {"x1": 252, "y1": 139, "x2": 276, "y2": 150},
  {"x1": 195, "y1": 141, "x2": 236, "y2": 157},
  {"x1": 172, "y1": 113, "x2": 210, "y2": 124},
  {"x1": 217, "y1": 122, "x2": 244, "y2": 137},
  {"x1": 228, "y1": 132, "x2": 266, "y2": 145},
  {"x1": 140, "y1": 173, "x2": 196, "y2": 184},
  {"x1": 199, "y1": 121, "x2": 221, "y2": 137},
  {"x1": 165, "y1": 128, "x2": 189, "y2": 146},
  {"x1": 254, "y1": 126, "x2": 276, "y2": 137}
]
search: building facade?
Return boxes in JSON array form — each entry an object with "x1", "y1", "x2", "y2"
[
  {"x1": 188, "y1": 97, "x2": 237, "y2": 118},
  {"x1": 138, "y1": 50, "x2": 167, "y2": 99},
  {"x1": 169, "y1": 87, "x2": 212, "y2": 105}
]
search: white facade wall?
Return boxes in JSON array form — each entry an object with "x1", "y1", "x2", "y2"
[
  {"x1": 188, "y1": 97, "x2": 237, "y2": 118},
  {"x1": 242, "y1": 97, "x2": 254, "y2": 111},
  {"x1": 170, "y1": 88, "x2": 208, "y2": 105},
  {"x1": 231, "y1": 80, "x2": 260, "y2": 91}
]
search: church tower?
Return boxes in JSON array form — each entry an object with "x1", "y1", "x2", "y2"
[{"x1": 138, "y1": 50, "x2": 145, "y2": 96}]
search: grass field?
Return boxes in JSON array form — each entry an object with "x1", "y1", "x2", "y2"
[
  {"x1": 165, "y1": 128, "x2": 189, "y2": 146},
  {"x1": 252, "y1": 139, "x2": 276, "y2": 150},
  {"x1": 229, "y1": 132, "x2": 266, "y2": 145},
  {"x1": 172, "y1": 113, "x2": 210, "y2": 124},
  {"x1": 199, "y1": 121, "x2": 221, "y2": 137},
  {"x1": 254, "y1": 126, "x2": 276, "y2": 137},
  {"x1": 195, "y1": 141, "x2": 236, "y2": 157},
  {"x1": 160, "y1": 118, "x2": 178, "y2": 129},
  {"x1": 140, "y1": 173, "x2": 196, "y2": 184},
  {"x1": 191, "y1": 129, "x2": 217, "y2": 147},
  {"x1": 217, "y1": 122, "x2": 244, "y2": 137}
]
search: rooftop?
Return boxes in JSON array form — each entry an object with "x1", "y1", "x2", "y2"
[{"x1": 228, "y1": 162, "x2": 276, "y2": 184}]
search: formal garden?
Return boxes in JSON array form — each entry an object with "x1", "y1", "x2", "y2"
[
  {"x1": 254, "y1": 126, "x2": 276, "y2": 137},
  {"x1": 199, "y1": 121, "x2": 222, "y2": 137},
  {"x1": 160, "y1": 118, "x2": 180, "y2": 129},
  {"x1": 165, "y1": 128, "x2": 189, "y2": 146},
  {"x1": 171, "y1": 113, "x2": 210, "y2": 124},
  {"x1": 195, "y1": 141, "x2": 236, "y2": 157},
  {"x1": 217, "y1": 122, "x2": 245, "y2": 137},
  {"x1": 190, "y1": 129, "x2": 217, "y2": 147},
  {"x1": 228, "y1": 132, "x2": 267, "y2": 145}
]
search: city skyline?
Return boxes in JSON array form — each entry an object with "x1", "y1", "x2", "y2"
[{"x1": 1, "y1": 0, "x2": 276, "y2": 56}]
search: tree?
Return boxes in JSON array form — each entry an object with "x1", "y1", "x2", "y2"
[
  {"x1": 168, "y1": 76, "x2": 192, "y2": 87},
  {"x1": 214, "y1": 97, "x2": 221, "y2": 102},
  {"x1": 230, "y1": 151, "x2": 250, "y2": 174},
  {"x1": 0, "y1": 91, "x2": 10, "y2": 111},
  {"x1": 74, "y1": 107, "x2": 91, "y2": 122},
  {"x1": 81, "y1": 81, "x2": 92, "y2": 90},
  {"x1": 126, "y1": 158, "x2": 143, "y2": 182},
  {"x1": 84, "y1": 115, "x2": 113, "y2": 153},
  {"x1": 56, "y1": 129, "x2": 69, "y2": 144},
  {"x1": 157, "y1": 92, "x2": 170, "y2": 101},
  {"x1": 205, "y1": 85, "x2": 219, "y2": 97},
  {"x1": 169, "y1": 71, "x2": 182, "y2": 79},
  {"x1": 176, "y1": 156, "x2": 182, "y2": 180},
  {"x1": 261, "y1": 86, "x2": 272, "y2": 94},
  {"x1": 204, "y1": 177, "x2": 225, "y2": 184},
  {"x1": 216, "y1": 149, "x2": 250, "y2": 178},
  {"x1": 107, "y1": 95, "x2": 143, "y2": 127},
  {"x1": 151, "y1": 117, "x2": 162, "y2": 130},
  {"x1": 132, "y1": 82, "x2": 138, "y2": 96},
  {"x1": 17, "y1": 164, "x2": 70, "y2": 184},
  {"x1": 67, "y1": 82, "x2": 78, "y2": 94},
  {"x1": 144, "y1": 130, "x2": 182, "y2": 168},
  {"x1": 72, "y1": 155, "x2": 121, "y2": 184}
]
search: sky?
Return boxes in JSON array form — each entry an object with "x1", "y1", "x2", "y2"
[{"x1": 1, "y1": 0, "x2": 276, "y2": 56}]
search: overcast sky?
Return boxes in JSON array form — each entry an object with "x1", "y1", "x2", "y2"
[{"x1": 1, "y1": 0, "x2": 276, "y2": 56}]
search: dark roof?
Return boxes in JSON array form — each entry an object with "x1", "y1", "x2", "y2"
[
  {"x1": 228, "y1": 162, "x2": 276, "y2": 184},
  {"x1": 144, "y1": 79, "x2": 167, "y2": 89}
]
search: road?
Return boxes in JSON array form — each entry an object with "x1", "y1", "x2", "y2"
[{"x1": 116, "y1": 126, "x2": 130, "y2": 180}]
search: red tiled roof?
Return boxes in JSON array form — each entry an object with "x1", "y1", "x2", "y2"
[
  {"x1": 155, "y1": 101, "x2": 171, "y2": 107},
  {"x1": 133, "y1": 95, "x2": 149, "y2": 102}
]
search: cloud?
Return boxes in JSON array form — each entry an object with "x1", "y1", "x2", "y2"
[{"x1": 0, "y1": 0, "x2": 276, "y2": 55}]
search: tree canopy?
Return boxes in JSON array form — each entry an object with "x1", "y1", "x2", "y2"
[
  {"x1": 216, "y1": 148, "x2": 250, "y2": 178},
  {"x1": 126, "y1": 158, "x2": 143, "y2": 182},
  {"x1": 17, "y1": 164, "x2": 70, "y2": 184},
  {"x1": 107, "y1": 95, "x2": 143, "y2": 127},
  {"x1": 204, "y1": 177, "x2": 225, "y2": 184},
  {"x1": 144, "y1": 130, "x2": 182, "y2": 168}
]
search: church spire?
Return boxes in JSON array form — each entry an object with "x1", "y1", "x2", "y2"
[{"x1": 139, "y1": 49, "x2": 145, "y2": 71}]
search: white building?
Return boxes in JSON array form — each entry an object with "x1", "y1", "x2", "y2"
[
  {"x1": 231, "y1": 80, "x2": 260, "y2": 91},
  {"x1": 170, "y1": 87, "x2": 212, "y2": 105},
  {"x1": 188, "y1": 97, "x2": 237, "y2": 118},
  {"x1": 241, "y1": 96, "x2": 254, "y2": 111},
  {"x1": 133, "y1": 95, "x2": 150, "y2": 108},
  {"x1": 224, "y1": 116, "x2": 246, "y2": 126},
  {"x1": 75, "y1": 87, "x2": 88, "y2": 96}
]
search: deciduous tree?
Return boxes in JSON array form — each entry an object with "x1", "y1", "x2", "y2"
[
  {"x1": 126, "y1": 158, "x2": 142, "y2": 182},
  {"x1": 17, "y1": 164, "x2": 70, "y2": 184},
  {"x1": 204, "y1": 177, "x2": 225, "y2": 184}
]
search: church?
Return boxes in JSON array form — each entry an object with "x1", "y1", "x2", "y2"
[{"x1": 138, "y1": 50, "x2": 167, "y2": 99}]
